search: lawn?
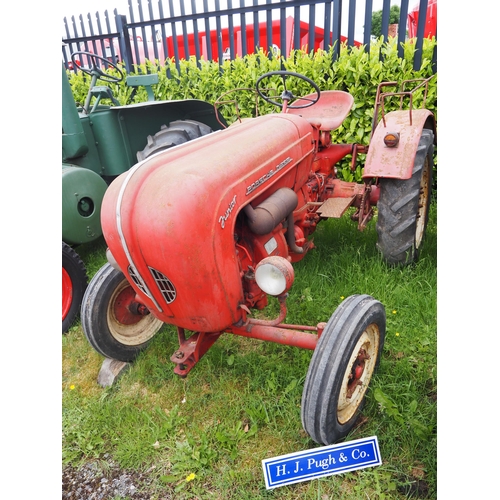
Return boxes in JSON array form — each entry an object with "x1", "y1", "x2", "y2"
[{"x1": 62, "y1": 201, "x2": 437, "y2": 499}]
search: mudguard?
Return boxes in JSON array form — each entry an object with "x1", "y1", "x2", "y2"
[
  {"x1": 363, "y1": 109, "x2": 436, "y2": 180},
  {"x1": 62, "y1": 164, "x2": 108, "y2": 245}
]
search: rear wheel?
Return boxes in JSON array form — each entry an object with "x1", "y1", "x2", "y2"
[
  {"x1": 62, "y1": 242, "x2": 88, "y2": 333},
  {"x1": 81, "y1": 263, "x2": 163, "y2": 361},
  {"x1": 376, "y1": 129, "x2": 434, "y2": 265},
  {"x1": 136, "y1": 120, "x2": 213, "y2": 161},
  {"x1": 301, "y1": 295, "x2": 385, "y2": 445}
]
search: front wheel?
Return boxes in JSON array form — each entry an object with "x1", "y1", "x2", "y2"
[
  {"x1": 301, "y1": 295, "x2": 385, "y2": 445},
  {"x1": 81, "y1": 263, "x2": 163, "y2": 361},
  {"x1": 376, "y1": 129, "x2": 434, "y2": 265}
]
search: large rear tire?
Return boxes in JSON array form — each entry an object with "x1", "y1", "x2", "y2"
[
  {"x1": 301, "y1": 295, "x2": 385, "y2": 445},
  {"x1": 136, "y1": 120, "x2": 213, "y2": 161},
  {"x1": 81, "y1": 263, "x2": 163, "y2": 361},
  {"x1": 62, "y1": 242, "x2": 88, "y2": 333},
  {"x1": 376, "y1": 129, "x2": 434, "y2": 265}
]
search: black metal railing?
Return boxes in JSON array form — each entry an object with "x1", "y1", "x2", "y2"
[{"x1": 62, "y1": 0, "x2": 437, "y2": 75}]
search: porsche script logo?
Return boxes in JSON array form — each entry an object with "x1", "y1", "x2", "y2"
[{"x1": 245, "y1": 157, "x2": 292, "y2": 195}]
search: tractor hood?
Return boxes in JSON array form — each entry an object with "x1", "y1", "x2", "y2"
[{"x1": 101, "y1": 113, "x2": 314, "y2": 332}]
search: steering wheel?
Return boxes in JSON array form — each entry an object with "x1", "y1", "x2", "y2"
[
  {"x1": 71, "y1": 51, "x2": 123, "y2": 83},
  {"x1": 256, "y1": 71, "x2": 320, "y2": 110}
]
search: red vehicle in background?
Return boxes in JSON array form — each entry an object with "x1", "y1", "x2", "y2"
[
  {"x1": 408, "y1": 0, "x2": 437, "y2": 39},
  {"x1": 68, "y1": 16, "x2": 359, "y2": 69}
]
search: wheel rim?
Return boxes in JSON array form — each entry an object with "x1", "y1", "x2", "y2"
[
  {"x1": 337, "y1": 325, "x2": 380, "y2": 424},
  {"x1": 106, "y1": 279, "x2": 162, "y2": 345},
  {"x1": 415, "y1": 158, "x2": 431, "y2": 248},
  {"x1": 62, "y1": 267, "x2": 73, "y2": 321}
]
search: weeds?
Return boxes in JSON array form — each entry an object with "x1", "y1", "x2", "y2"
[{"x1": 63, "y1": 203, "x2": 437, "y2": 499}]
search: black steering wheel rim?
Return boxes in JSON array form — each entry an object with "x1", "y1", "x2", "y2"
[
  {"x1": 256, "y1": 71, "x2": 320, "y2": 109},
  {"x1": 71, "y1": 51, "x2": 123, "y2": 83}
]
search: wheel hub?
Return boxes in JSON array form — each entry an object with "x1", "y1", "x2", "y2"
[
  {"x1": 113, "y1": 286, "x2": 150, "y2": 325},
  {"x1": 347, "y1": 348, "x2": 370, "y2": 398},
  {"x1": 105, "y1": 278, "x2": 163, "y2": 346},
  {"x1": 337, "y1": 327, "x2": 379, "y2": 425}
]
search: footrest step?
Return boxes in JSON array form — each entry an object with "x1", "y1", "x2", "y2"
[{"x1": 317, "y1": 196, "x2": 355, "y2": 218}]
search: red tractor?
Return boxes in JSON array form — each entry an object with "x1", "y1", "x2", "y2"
[{"x1": 82, "y1": 71, "x2": 435, "y2": 445}]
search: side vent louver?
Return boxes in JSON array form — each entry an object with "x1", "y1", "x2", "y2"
[
  {"x1": 127, "y1": 266, "x2": 149, "y2": 296},
  {"x1": 127, "y1": 265, "x2": 176, "y2": 304},
  {"x1": 149, "y1": 267, "x2": 177, "y2": 304}
]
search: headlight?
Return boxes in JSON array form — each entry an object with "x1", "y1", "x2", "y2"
[{"x1": 255, "y1": 256, "x2": 294, "y2": 296}]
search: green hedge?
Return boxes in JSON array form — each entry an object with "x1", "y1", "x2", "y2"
[{"x1": 68, "y1": 37, "x2": 437, "y2": 181}]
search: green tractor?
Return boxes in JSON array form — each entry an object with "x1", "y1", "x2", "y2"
[{"x1": 62, "y1": 52, "x2": 226, "y2": 333}]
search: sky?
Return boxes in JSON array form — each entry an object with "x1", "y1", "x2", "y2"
[{"x1": 62, "y1": 0, "x2": 407, "y2": 43}]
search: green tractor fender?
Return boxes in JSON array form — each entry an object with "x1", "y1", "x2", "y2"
[{"x1": 62, "y1": 164, "x2": 109, "y2": 245}]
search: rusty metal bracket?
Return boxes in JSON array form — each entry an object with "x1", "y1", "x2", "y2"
[
  {"x1": 350, "y1": 144, "x2": 368, "y2": 172},
  {"x1": 169, "y1": 296, "x2": 329, "y2": 377},
  {"x1": 228, "y1": 294, "x2": 324, "y2": 351},
  {"x1": 213, "y1": 87, "x2": 262, "y2": 128},
  {"x1": 170, "y1": 328, "x2": 222, "y2": 378},
  {"x1": 370, "y1": 76, "x2": 435, "y2": 139},
  {"x1": 351, "y1": 182, "x2": 374, "y2": 231}
]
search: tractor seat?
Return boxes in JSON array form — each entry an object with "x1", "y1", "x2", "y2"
[{"x1": 287, "y1": 90, "x2": 354, "y2": 131}]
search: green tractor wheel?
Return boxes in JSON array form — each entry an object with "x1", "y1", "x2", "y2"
[{"x1": 136, "y1": 120, "x2": 213, "y2": 161}]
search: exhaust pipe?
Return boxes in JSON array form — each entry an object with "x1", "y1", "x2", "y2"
[
  {"x1": 244, "y1": 187, "x2": 298, "y2": 235},
  {"x1": 243, "y1": 187, "x2": 304, "y2": 254}
]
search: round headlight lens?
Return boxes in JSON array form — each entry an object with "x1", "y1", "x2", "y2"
[{"x1": 255, "y1": 256, "x2": 294, "y2": 296}]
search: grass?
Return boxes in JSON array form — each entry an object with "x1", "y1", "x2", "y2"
[{"x1": 63, "y1": 202, "x2": 437, "y2": 499}]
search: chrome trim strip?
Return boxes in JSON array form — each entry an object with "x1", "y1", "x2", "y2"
[{"x1": 115, "y1": 160, "x2": 163, "y2": 313}]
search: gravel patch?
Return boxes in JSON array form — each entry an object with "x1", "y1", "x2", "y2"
[{"x1": 62, "y1": 459, "x2": 172, "y2": 499}]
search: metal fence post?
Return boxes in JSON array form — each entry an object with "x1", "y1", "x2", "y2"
[
  {"x1": 63, "y1": 1, "x2": 436, "y2": 76},
  {"x1": 116, "y1": 13, "x2": 133, "y2": 73},
  {"x1": 413, "y1": 0, "x2": 428, "y2": 71},
  {"x1": 331, "y1": 0, "x2": 342, "y2": 62}
]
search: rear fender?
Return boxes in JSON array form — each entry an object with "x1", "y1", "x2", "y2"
[
  {"x1": 363, "y1": 109, "x2": 436, "y2": 180},
  {"x1": 62, "y1": 164, "x2": 109, "y2": 245}
]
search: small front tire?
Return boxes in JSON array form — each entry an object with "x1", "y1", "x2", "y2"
[
  {"x1": 301, "y1": 295, "x2": 386, "y2": 445},
  {"x1": 81, "y1": 263, "x2": 163, "y2": 361}
]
